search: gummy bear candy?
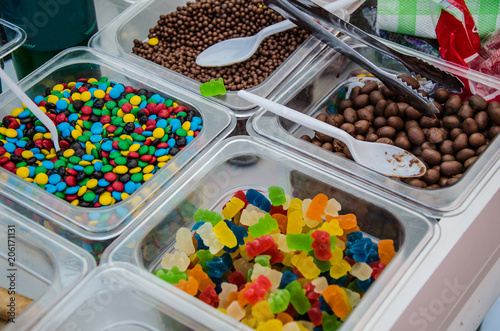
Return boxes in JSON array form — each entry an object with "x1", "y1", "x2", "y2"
[
  {"x1": 206, "y1": 252, "x2": 233, "y2": 278},
  {"x1": 378, "y1": 239, "x2": 396, "y2": 265},
  {"x1": 219, "y1": 282, "x2": 238, "y2": 309},
  {"x1": 240, "y1": 205, "x2": 266, "y2": 226},
  {"x1": 256, "y1": 319, "x2": 283, "y2": 331},
  {"x1": 268, "y1": 289, "x2": 291, "y2": 314},
  {"x1": 311, "y1": 230, "x2": 333, "y2": 261},
  {"x1": 348, "y1": 237, "x2": 373, "y2": 263},
  {"x1": 213, "y1": 220, "x2": 238, "y2": 248},
  {"x1": 306, "y1": 193, "x2": 328, "y2": 222},
  {"x1": 246, "y1": 235, "x2": 276, "y2": 257},
  {"x1": 153, "y1": 267, "x2": 187, "y2": 284},
  {"x1": 323, "y1": 285, "x2": 351, "y2": 319},
  {"x1": 199, "y1": 77, "x2": 227, "y2": 97},
  {"x1": 246, "y1": 189, "x2": 271, "y2": 212},
  {"x1": 160, "y1": 250, "x2": 190, "y2": 271},
  {"x1": 252, "y1": 300, "x2": 274, "y2": 324},
  {"x1": 195, "y1": 249, "x2": 214, "y2": 272},
  {"x1": 291, "y1": 251, "x2": 321, "y2": 279},
  {"x1": 249, "y1": 213, "x2": 279, "y2": 238},
  {"x1": 268, "y1": 186, "x2": 287, "y2": 206},
  {"x1": 175, "y1": 227, "x2": 195, "y2": 255},
  {"x1": 222, "y1": 197, "x2": 245, "y2": 220},
  {"x1": 287, "y1": 210, "x2": 305, "y2": 234},
  {"x1": 285, "y1": 280, "x2": 311, "y2": 315},
  {"x1": 286, "y1": 233, "x2": 314, "y2": 252},
  {"x1": 196, "y1": 222, "x2": 224, "y2": 255},
  {"x1": 193, "y1": 208, "x2": 222, "y2": 226},
  {"x1": 199, "y1": 285, "x2": 219, "y2": 307},
  {"x1": 187, "y1": 264, "x2": 215, "y2": 292},
  {"x1": 174, "y1": 276, "x2": 199, "y2": 296},
  {"x1": 244, "y1": 275, "x2": 272, "y2": 305}
]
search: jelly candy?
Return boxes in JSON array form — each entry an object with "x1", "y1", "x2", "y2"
[
  {"x1": 206, "y1": 252, "x2": 232, "y2": 278},
  {"x1": 213, "y1": 220, "x2": 238, "y2": 248},
  {"x1": 246, "y1": 189, "x2": 271, "y2": 212},
  {"x1": 199, "y1": 285, "x2": 219, "y2": 307},
  {"x1": 252, "y1": 300, "x2": 274, "y2": 324},
  {"x1": 187, "y1": 264, "x2": 215, "y2": 292},
  {"x1": 244, "y1": 275, "x2": 272, "y2": 305},
  {"x1": 322, "y1": 312, "x2": 342, "y2": 331},
  {"x1": 323, "y1": 285, "x2": 351, "y2": 319},
  {"x1": 249, "y1": 213, "x2": 279, "y2": 237},
  {"x1": 268, "y1": 186, "x2": 287, "y2": 206},
  {"x1": 378, "y1": 239, "x2": 396, "y2": 265},
  {"x1": 279, "y1": 270, "x2": 298, "y2": 289},
  {"x1": 196, "y1": 222, "x2": 224, "y2": 255},
  {"x1": 291, "y1": 251, "x2": 321, "y2": 279},
  {"x1": 222, "y1": 197, "x2": 245, "y2": 220},
  {"x1": 219, "y1": 282, "x2": 238, "y2": 309},
  {"x1": 311, "y1": 230, "x2": 333, "y2": 261},
  {"x1": 240, "y1": 205, "x2": 266, "y2": 226},
  {"x1": 194, "y1": 208, "x2": 222, "y2": 226},
  {"x1": 251, "y1": 264, "x2": 282, "y2": 292},
  {"x1": 174, "y1": 276, "x2": 199, "y2": 296},
  {"x1": 228, "y1": 270, "x2": 247, "y2": 289},
  {"x1": 287, "y1": 210, "x2": 306, "y2": 234},
  {"x1": 285, "y1": 280, "x2": 311, "y2": 315},
  {"x1": 350, "y1": 262, "x2": 373, "y2": 281},
  {"x1": 160, "y1": 251, "x2": 190, "y2": 271},
  {"x1": 175, "y1": 227, "x2": 195, "y2": 255},
  {"x1": 246, "y1": 235, "x2": 276, "y2": 257},
  {"x1": 286, "y1": 233, "x2": 313, "y2": 252},
  {"x1": 348, "y1": 237, "x2": 373, "y2": 263},
  {"x1": 256, "y1": 319, "x2": 283, "y2": 331},
  {"x1": 153, "y1": 267, "x2": 187, "y2": 284},
  {"x1": 195, "y1": 250, "x2": 214, "y2": 272},
  {"x1": 306, "y1": 193, "x2": 328, "y2": 222},
  {"x1": 199, "y1": 77, "x2": 227, "y2": 97},
  {"x1": 255, "y1": 255, "x2": 271, "y2": 267},
  {"x1": 227, "y1": 301, "x2": 246, "y2": 321},
  {"x1": 268, "y1": 290, "x2": 291, "y2": 316}
]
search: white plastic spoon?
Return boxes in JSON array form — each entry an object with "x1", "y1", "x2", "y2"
[
  {"x1": 196, "y1": 0, "x2": 355, "y2": 67},
  {"x1": 0, "y1": 67, "x2": 60, "y2": 151},
  {"x1": 238, "y1": 90, "x2": 426, "y2": 178}
]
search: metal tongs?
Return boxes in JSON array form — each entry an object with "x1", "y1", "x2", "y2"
[{"x1": 264, "y1": 0, "x2": 464, "y2": 117}]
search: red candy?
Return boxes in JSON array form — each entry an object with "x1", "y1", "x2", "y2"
[
  {"x1": 104, "y1": 172, "x2": 117, "y2": 182},
  {"x1": 311, "y1": 230, "x2": 333, "y2": 261},
  {"x1": 262, "y1": 244, "x2": 284, "y2": 265},
  {"x1": 308, "y1": 307, "x2": 323, "y2": 326},
  {"x1": 243, "y1": 275, "x2": 271, "y2": 305},
  {"x1": 246, "y1": 235, "x2": 275, "y2": 257},
  {"x1": 121, "y1": 103, "x2": 132, "y2": 113},
  {"x1": 199, "y1": 285, "x2": 219, "y2": 308},
  {"x1": 228, "y1": 270, "x2": 247, "y2": 289}
]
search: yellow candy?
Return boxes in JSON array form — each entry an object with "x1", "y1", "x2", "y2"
[
  {"x1": 157, "y1": 162, "x2": 167, "y2": 168},
  {"x1": 123, "y1": 113, "x2": 135, "y2": 123},
  {"x1": 152, "y1": 127, "x2": 165, "y2": 139},
  {"x1": 129, "y1": 167, "x2": 142, "y2": 174},
  {"x1": 143, "y1": 165, "x2": 154, "y2": 174},
  {"x1": 21, "y1": 150, "x2": 34, "y2": 159},
  {"x1": 63, "y1": 149, "x2": 75, "y2": 158},
  {"x1": 52, "y1": 84, "x2": 64, "y2": 91},
  {"x1": 47, "y1": 95, "x2": 59, "y2": 104},
  {"x1": 99, "y1": 192, "x2": 113, "y2": 205},
  {"x1": 33, "y1": 133, "x2": 44, "y2": 141},
  {"x1": 291, "y1": 251, "x2": 320, "y2": 279},
  {"x1": 34, "y1": 173, "x2": 49, "y2": 185},
  {"x1": 181, "y1": 121, "x2": 191, "y2": 131},
  {"x1": 88, "y1": 220, "x2": 99, "y2": 227},
  {"x1": 213, "y1": 221, "x2": 238, "y2": 248},
  {"x1": 86, "y1": 179, "x2": 98, "y2": 189},
  {"x1": 148, "y1": 37, "x2": 159, "y2": 46},
  {"x1": 5, "y1": 129, "x2": 17, "y2": 138},
  {"x1": 80, "y1": 91, "x2": 92, "y2": 102},
  {"x1": 71, "y1": 200, "x2": 79, "y2": 206},
  {"x1": 16, "y1": 167, "x2": 30, "y2": 178},
  {"x1": 71, "y1": 92, "x2": 81, "y2": 101},
  {"x1": 67, "y1": 82, "x2": 76, "y2": 88},
  {"x1": 43, "y1": 132, "x2": 52, "y2": 140},
  {"x1": 129, "y1": 143, "x2": 141, "y2": 152},
  {"x1": 143, "y1": 173, "x2": 153, "y2": 181},
  {"x1": 252, "y1": 301, "x2": 274, "y2": 324},
  {"x1": 77, "y1": 186, "x2": 87, "y2": 196},
  {"x1": 93, "y1": 89, "x2": 105, "y2": 99},
  {"x1": 130, "y1": 95, "x2": 142, "y2": 106},
  {"x1": 11, "y1": 108, "x2": 24, "y2": 117},
  {"x1": 113, "y1": 165, "x2": 129, "y2": 174},
  {"x1": 88, "y1": 78, "x2": 98, "y2": 83},
  {"x1": 257, "y1": 319, "x2": 283, "y2": 331}
]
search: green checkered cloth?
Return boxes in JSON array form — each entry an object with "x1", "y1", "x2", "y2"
[{"x1": 377, "y1": 0, "x2": 500, "y2": 39}]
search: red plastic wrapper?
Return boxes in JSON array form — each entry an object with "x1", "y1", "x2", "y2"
[{"x1": 435, "y1": 0, "x2": 500, "y2": 102}]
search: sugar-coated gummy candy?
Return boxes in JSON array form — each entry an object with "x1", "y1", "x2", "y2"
[{"x1": 152, "y1": 186, "x2": 398, "y2": 330}]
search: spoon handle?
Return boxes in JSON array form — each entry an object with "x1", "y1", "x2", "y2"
[{"x1": 238, "y1": 90, "x2": 353, "y2": 146}]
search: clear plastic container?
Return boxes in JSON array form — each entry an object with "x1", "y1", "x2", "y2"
[
  {"x1": 101, "y1": 136, "x2": 439, "y2": 330},
  {"x1": 0, "y1": 205, "x2": 96, "y2": 331},
  {"x1": 0, "y1": 47, "x2": 235, "y2": 259},
  {"x1": 0, "y1": 18, "x2": 26, "y2": 59},
  {"x1": 247, "y1": 38, "x2": 500, "y2": 217},
  {"x1": 31, "y1": 262, "x2": 243, "y2": 330},
  {"x1": 89, "y1": 0, "x2": 355, "y2": 117}
]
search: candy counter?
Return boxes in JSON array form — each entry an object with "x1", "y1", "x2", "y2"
[{"x1": 0, "y1": 0, "x2": 499, "y2": 330}]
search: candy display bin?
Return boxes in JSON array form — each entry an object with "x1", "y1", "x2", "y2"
[
  {"x1": 89, "y1": 0, "x2": 358, "y2": 117},
  {"x1": 30, "y1": 262, "x2": 241, "y2": 331},
  {"x1": 0, "y1": 204, "x2": 95, "y2": 330},
  {"x1": 247, "y1": 37, "x2": 500, "y2": 218},
  {"x1": 100, "y1": 136, "x2": 439, "y2": 330},
  {"x1": 0, "y1": 46, "x2": 236, "y2": 260}
]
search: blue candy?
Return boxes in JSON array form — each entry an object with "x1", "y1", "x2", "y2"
[
  {"x1": 48, "y1": 174, "x2": 62, "y2": 185},
  {"x1": 245, "y1": 189, "x2": 271, "y2": 213}
]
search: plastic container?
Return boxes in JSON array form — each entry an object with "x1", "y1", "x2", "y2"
[
  {"x1": 101, "y1": 136, "x2": 439, "y2": 330},
  {"x1": 89, "y1": 0, "x2": 357, "y2": 117},
  {"x1": 247, "y1": 38, "x2": 500, "y2": 218},
  {"x1": 31, "y1": 262, "x2": 243, "y2": 330},
  {"x1": 0, "y1": 46, "x2": 235, "y2": 259},
  {"x1": 0, "y1": 205, "x2": 96, "y2": 330}
]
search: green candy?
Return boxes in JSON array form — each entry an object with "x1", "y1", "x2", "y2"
[
  {"x1": 83, "y1": 191, "x2": 96, "y2": 202},
  {"x1": 255, "y1": 255, "x2": 271, "y2": 267},
  {"x1": 322, "y1": 312, "x2": 342, "y2": 331},
  {"x1": 285, "y1": 280, "x2": 311, "y2": 315},
  {"x1": 268, "y1": 186, "x2": 286, "y2": 206},
  {"x1": 102, "y1": 108, "x2": 112, "y2": 116},
  {"x1": 77, "y1": 135, "x2": 89, "y2": 143},
  {"x1": 147, "y1": 98, "x2": 157, "y2": 104},
  {"x1": 193, "y1": 208, "x2": 222, "y2": 226},
  {"x1": 34, "y1": 166, "x2": 47, "y2": 175},
  {"x1": 114, "y1": 127, "x2": 124, "y2": 135},
  {"x1": 195, "y1": 250, "x2": 214, "y2": 273},
  {"x1": 268, "y1": 290, "x2": 291, "y2": 314},
  {"x1": 138, "y1": 160, "x2": 148, "y2": 167},
  {"x1": 111, "y1": 117, "x2": 123, "y2": 126},
  {"x1": 165, "y1": 99, "x2": 173, "y2": 107},
  {"x1": 249, "y1": 213, "x2": 278, "y2": 238},
  {"x1": 118, "y1": 140, "x2": 130, "y2": 150},
  {"x1": 109, "y1": 151, "x2": 122, "y2": 159},
  {"x1": 101, "y1": 165, "x2": 113, "y2": 173},
  {"x1": 131, "y1": 173, "x2": 143, "y2": 182},
  {"x1": 54, "y1": 160, "x2": 66, "y2": 169},
  {"x1": 91, "y1": 148, "x2": 99, "y2": 158},
  {"x1": 286, "y1": 233, "x2": 314, "y2": 252},
  {"x1": 84, "y1": 100, "x2": 94, "y2": 107},
  {"x1": 15, "y1": 162, "x2": 27, "y2": 167},
  {"x1": 69, "y1": 156, "x2": 81, "y2": 164},
  {"x1": 153, "y1": 267, "x2": 188, "y2": 284},
  {"x1": 138, "y1": 145, "x2": 149, "y2": 155},
  {"x1": 115, "y1": 157, "x2": 127, "y2": 165},
  {"x1": 148, "y1": 146, "x2": 156, "y2": 155},
  {"x1": 93, "y1": 108, "x2": 102, "y2": 116},
  {"x1": 175, "y1": 128, "x2": 187, "y2": 137},
  {"x1": 105, "y1": 101, "x2": 117, "y2": 109}
]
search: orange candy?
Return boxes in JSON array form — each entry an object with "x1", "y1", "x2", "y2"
[
  {"x1": 174, "y1": 276, "x2": 199, "y2": 296},
  {"x1": 306, "y1": 194, "x2": 328, "y2": 222},
  {"x1": 272, "y1": 213, "x2": 288, "y2": 234},
  {"x1": 276, "y1": 312, "x2": 294, "y2": 325},
  {"x1": 323, "y1": 285, "x2": 352, "y2": 319},
  {"x1": 187, "y1": 264, "x2": 215, "y2": 292},
  {"x1": 335, "y1": 214, "x2": 357, "y2": 229},
  {"x1": 378, "y1": 239, "x2": 396, "y2": 265}
]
